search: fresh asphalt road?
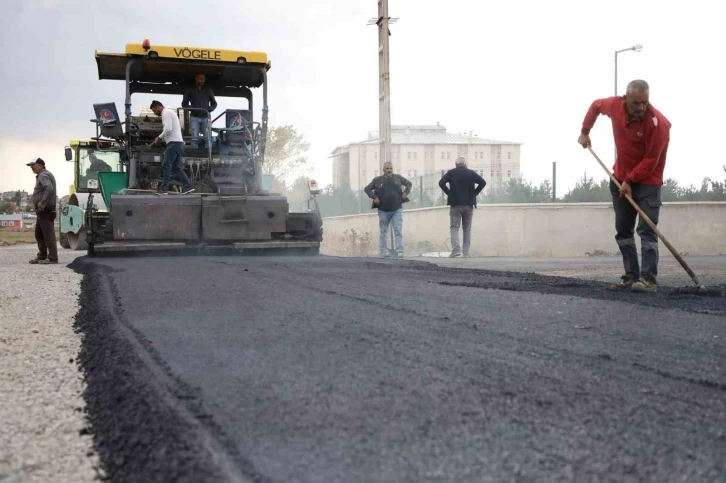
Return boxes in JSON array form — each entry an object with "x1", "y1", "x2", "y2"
[{"x1": 77, "y1": 254, "x2": 726, "y2": 482}]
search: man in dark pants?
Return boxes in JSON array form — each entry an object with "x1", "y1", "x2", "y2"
[
  {"x1": 438, "y1": 157, "x2": 487, "y2": 257},
  {"x1": 150, "y1": 100, "x2": 195, "y2": 195},
  {"x1": 27, "y1": 158, "x2": 58, "y2": 264},
  {"x1": 364, "y1": 161, "x2": 412, "y2": 257},
  {"x1": 182, "y1": 73, "x2": 217, "y2": 149},
  {"x1": 578, "y1": 79, "x2": 671, "y2": 292}
]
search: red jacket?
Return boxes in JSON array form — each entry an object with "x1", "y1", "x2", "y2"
[{"x1": 581, "y1": 96, "x2": 671, "y2": 185}]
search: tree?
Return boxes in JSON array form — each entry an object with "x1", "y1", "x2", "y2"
[
  {"x1": 12, "y1": 191, "x2": 21, "y2": 205},
  {"x1": 263, "y1": 125, "x2": 312, "y2": 186},
  {"x1": 479, "y1": 176, "x2": 553, "y2": 204},
  {"x1": 316, "y1": 184, "x2": 361, "y2": 217},
  {"x1": 0, "y1": 201, "x2": 16, "y2": 214},
  {"x1": 661, "y1": 178, "x2": 681, "y2": 201},
  {"x1": 562, "y1": 174, "x2": 610, "y2": 202}
]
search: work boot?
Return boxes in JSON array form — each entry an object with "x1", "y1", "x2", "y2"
[
  {"x1": 449, "y1": 251, "x2": 462, "y2": 258},
  {"x1": 29, "y1": 258, "x2": 44, "y2": 264},
  {"x1": 607, "y1": 276, "x2": 636, "y2": 291},
  {"x1": 37, "y1": 259, "x2": 58, "y2": 264},
  {"x1": 631, "y1": 278, "x2": 657, "y2": 293}
]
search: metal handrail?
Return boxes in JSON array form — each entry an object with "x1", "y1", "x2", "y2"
[{"x1": 176, "y1": 107, "x2": 212, "y2": 161}]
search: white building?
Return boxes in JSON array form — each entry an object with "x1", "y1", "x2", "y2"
[{"x1": 331, "y1": 124, "x2": 522, "y2": 191}]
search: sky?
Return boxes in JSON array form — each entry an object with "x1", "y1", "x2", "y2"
[{"x1": 1, "y1": 0, "x2": 724, "y2": 197}]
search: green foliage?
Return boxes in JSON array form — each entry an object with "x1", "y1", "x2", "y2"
[
  {"x1": 561, "y1": 174, "x2": 611, "y2": 202},
  {"x1": 0, "y1": 201, "x2": 16, "y2": 214},
  {"x1": 263, "y1": 125, "x2": 312, "y2": 186}
]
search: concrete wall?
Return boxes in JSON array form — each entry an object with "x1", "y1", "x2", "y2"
[{"x1": 320, "y1": 202, "x2": 726, "y2": 257}]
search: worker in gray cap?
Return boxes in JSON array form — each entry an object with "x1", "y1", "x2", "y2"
[
  {"x1": 438, "y1": 156, "x2": 487, "y2": 257},
  {"x1": 27, "y1": 158, "x2": 58, "y2": 264}
]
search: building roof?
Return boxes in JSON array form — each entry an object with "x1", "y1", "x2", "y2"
[
  {"x1": 0, "y1": 214, "x2": 22, "y2": 221},
  {"x1": 331, "y1": 124, "x2": 521, "y2": 154}
]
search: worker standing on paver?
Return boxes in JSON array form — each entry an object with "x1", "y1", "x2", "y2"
[
  {"x1": 150, "y1": 100, "x2": 195, "y2": 195},
  {"x1": 438, "y1": 156, "x2": 487, "y2": 258},
  {"x1": 182, "y1": 73, "x2": 217, "y2": 149},
  {"x1": 364, "y1": 161, "x2": 412, "y2": 257},
  {"x1": 578, "y1": 79, "x2": 671, "y2": 293},
  {"x1": 27, "y1": 158, "x2": 58, "y2": 264}
]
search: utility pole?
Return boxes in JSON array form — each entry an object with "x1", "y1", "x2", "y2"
[
  {"x1": 369, "y1": 2, "x2": 398, "y2": 254},
  {"x1": 552, "y1": 161, "x2": 557, "y2": 202},
  {"x1": 369, "y1": 1, "x2": 397, "y2": 172}
]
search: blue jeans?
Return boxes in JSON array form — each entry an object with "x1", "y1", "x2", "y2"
[
  {"x1": 190, "y1": 116, "x2": 208, "y2": 149},
  {"x1": 161, "y1": 142, "x2": 192, "y2": 192},
  {"x1": 378, "y1": 208, "x2": 403, "y2": 255}
]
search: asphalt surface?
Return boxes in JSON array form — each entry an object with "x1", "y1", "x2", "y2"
[{"x1": 70, "y1": 255, "x2": 726, "y2": 482}]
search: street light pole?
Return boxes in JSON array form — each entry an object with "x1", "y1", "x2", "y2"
[
  {"x1": 614, "y1": 44, "x2": 643, "y2": 96},
  {"x1": 613, "y1": 44, "x2": 642, "y2": 160}
]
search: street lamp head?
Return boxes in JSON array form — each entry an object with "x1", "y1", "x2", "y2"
[{"x1": 633, "y1": 44, "x2": 643, "y2": 52}]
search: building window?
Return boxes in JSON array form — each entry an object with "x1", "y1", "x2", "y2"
[
  {"x1": 374, "y1": 151, "x2": 378, "y2": 159},
  {"x1": 507, "y1": 170, "x2": 511, "y2": 178},
  {"x1": 446, "y1": 152, "x2": 451, "y2": 159},
  {"x1": 441, "y1": 152, "x2": 445, "y2": 160},
  {"x1": 474, "y1": 152, "x2": 478, "y2": 159},
  {"x1": 497, "y1": 152, "x2": 501, "y2": 160},
  {"x1": 413, "y1": 170, "x2": 418, "y2": 177},
  {"x1": 408, "y1": 152, "x2": 411, "y2": 160},
  {"x1": 507, "y1": 151, "x2": 512, "y2": 160}
]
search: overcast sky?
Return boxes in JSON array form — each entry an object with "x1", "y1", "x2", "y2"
[{"x1": 1, "y1": 0, "x2": 724, "y2": 197}]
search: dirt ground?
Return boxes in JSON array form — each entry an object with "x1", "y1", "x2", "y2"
[{"x1": 0, "y1": 230, "x2": 36, "y2": 246}]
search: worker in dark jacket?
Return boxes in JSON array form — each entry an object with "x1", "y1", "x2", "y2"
[
  {"x1": 27, "y1": 158, "x2": 58, "y2": 264},
  {"x1": 364, "y1": 161, "x2": 412, "y2": 257},
  {"x1": 182, "y1": 73, "x2": 217, "y2": 149},
  {"x1": 438, "y1": 157, "x2": 486, "y2": 257}
]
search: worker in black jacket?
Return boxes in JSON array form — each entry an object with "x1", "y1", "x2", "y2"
[
  {"x1": 182, "y1": 73, "x2": 217, "y2": 149},
  {"x1": 438, "y1": 157, "x2": 486, "y2": 257},
  {"x1": 364, "y1": 161, "x2": 412, "y2": 257}
]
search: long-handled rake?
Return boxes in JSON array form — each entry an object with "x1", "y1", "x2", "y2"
[{"x1": 586, "y1": 146, "x2": 722, "y2": 297}]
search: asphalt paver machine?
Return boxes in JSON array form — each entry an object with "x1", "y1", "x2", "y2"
[{"x1": 76, "y1": 40, "x2": 322, "y2": 256}]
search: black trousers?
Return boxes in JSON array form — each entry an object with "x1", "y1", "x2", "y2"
[
  {"x1": 35, "y1": 208, "x2": 58, "y2": 261},
  {"x1": 609, "y1": 180, "x2": 661, "y2": 282}
]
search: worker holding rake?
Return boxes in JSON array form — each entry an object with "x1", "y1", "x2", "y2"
[{"x1": 578, "y1": 80, "x2": 671, "y2": 293}]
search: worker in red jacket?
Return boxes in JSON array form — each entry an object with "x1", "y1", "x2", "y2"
[{"x1": 578, "y1": 79, "x2": 671, "y2": 293}]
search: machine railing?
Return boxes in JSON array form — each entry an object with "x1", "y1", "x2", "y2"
[
  {"x1": 211, "y1": 109, "x2": 260, "y2": 167},
  {"x1": 176, "y1": 107, "x2": 212, "y2": 162}
]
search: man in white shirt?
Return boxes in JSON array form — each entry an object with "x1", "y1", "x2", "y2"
[{"x1": 150, "y1": 100, "x2": 195, "y2": 194}]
